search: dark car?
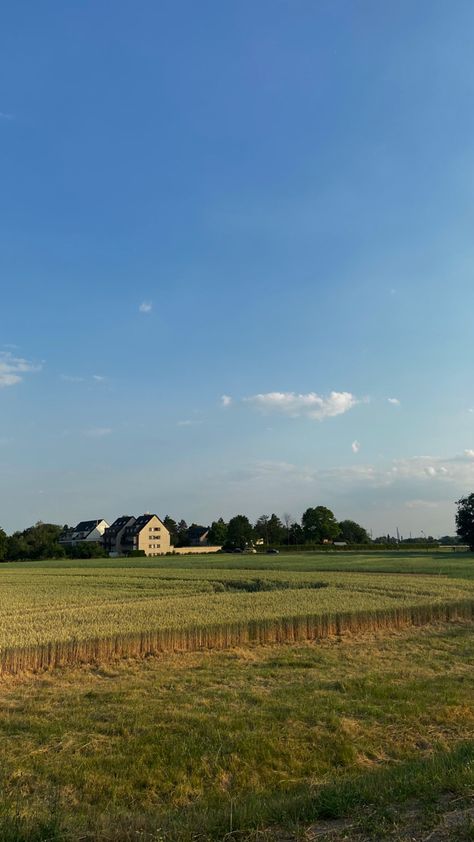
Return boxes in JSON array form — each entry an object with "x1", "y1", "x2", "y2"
[{"x1": 266, "y1": 548, "x2": 280, "y2": 554}]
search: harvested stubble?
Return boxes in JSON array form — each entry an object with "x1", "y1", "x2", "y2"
[{"x1": 0, "y1": 566, "x2": 473, "y2": 674}]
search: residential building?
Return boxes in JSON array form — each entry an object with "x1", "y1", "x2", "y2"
[
  {"x1": 120, "y1": 514, "x2": 171, "y2": 556},
  {"x1": 102, "y1": 516, "x2": 136, "y2": 556},
  {"x1": 59, "y1": 519, "x2": 109, "y2": 546}
]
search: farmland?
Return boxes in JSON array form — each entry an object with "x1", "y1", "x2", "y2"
[
  {"x1": 0, "y1": 551, "x2": 473, "y2": 674},
  {"x1": 0, "y1": 550, "x2": 473, "y2": 840}
]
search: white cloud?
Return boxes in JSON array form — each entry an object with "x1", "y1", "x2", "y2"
[
  {"x1": 221, "y1": 395, "x2": 232, "y2": 407},
  {"x1": 139, "y1": 301, "x2": 152, "y2": 313},
  {"x1": 0, "y1": 112, "x2": 13, "y2": 120},
  {"x1": 0, "y1": 352, "x2": 41, "y2": 388},
  {"x1": 244, "y1": 391, "x2": 358, "y2": 421},
  {"x1": 84, "y1": 427, "x2": 112, "y2": 437},
  {"x1": 405, "y1": 500, "x2": 440, "y2": 509},
  {"x1": 352, "y1": 440, "x2": 361, "y2": 453},
  {"x1": 464, "y1": 449, "x2": 474, "y2": 458},
  {"x1": 93, "y1": 375, "x2": 106, "y2": 382},
  {"x1": 388, "y1": 397, "x2": 400, "y2": 406}
]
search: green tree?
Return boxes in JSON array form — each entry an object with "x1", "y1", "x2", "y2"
[
  {"x1": 176, "y1": 520, "x2": 189, "y2": 547},
  {"x1": 254, "y1": 515, "x2": 270, "y2": 546},
  {"x1": 267, "y1": 513, "x2": 284, "y2": 545},
  {"x1": 208, "y1": 518, "x2": 228, "y2": 545},
  {"x1": 456, "y1": 494, "x2": 474, "y2": 550},
  {"x1": 338, "y1": 519, "x2": 370, "y2": 543},
  {"x1": 302, "y1": 506, "x2": 339, "y2": 543},
  {"x1": 163, "y1": 516, "x2": 178, "y2": 546},
  {"x1": 226, "y1": 515, "x2": 253, "y2": 550},
  {"x1": 289, "y1": 522, "x2": 304, "y2": 545},
  {"x1": 0, "y1": 526, "x2": 6, "y2": 561},
  {"x1": 66, "y1": 541, "x2": 107, "y2": 559}
]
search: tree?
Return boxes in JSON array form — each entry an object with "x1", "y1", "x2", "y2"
[
  {"x1": 302, "y1": 506, "x2": 339, "y2": 543},
  {"x1": 208, "y1": 518, "x2": 228, "y2": 545},
  {"x1": 254, "y1": 515, "x2": 270, "y2": 546},
  {"x1": 163, "y1": 516, "x2": 178, "y2": 546},
  {"x1": 456, "y1": 494, "x2": 474, "y2": 550},
  {"x1": 338, "y1": 519, "x2": 369, "y2": 544},
  {"x1": 267, "y1": 513, "x2": 284, "y2": 545},
  {"x1": 0, "y1": 527, "x2": 6, "y2": 561},
  {"x1": 66, "y1": 541, "x2": 107, "y2": 559},
  {"x1": 226, "y1": 515, "x2": 254, "y2": 550},
  {"x1": 176, "y1": 520, "x2": 189, "y2": 547},
  {"x1": 283, "y1": 513, "x2": 293, "y2": 546},
  {"x1": 288, "y1": 522, "x2": 304, "y2": 545}
]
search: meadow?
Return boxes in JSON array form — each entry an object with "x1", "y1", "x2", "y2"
[{"x1": 0, "y1": 550, "x2": 473, "y2": 840}]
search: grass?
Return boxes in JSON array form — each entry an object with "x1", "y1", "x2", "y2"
[
  {"x1": 0, "y1": 622, "x2": 472, "y2": 840},
  {"x1": 0, "y1": 551, "x2": 473, "y2": 672},
  {"x1": 0, "y1": 551, "x2": 473, "y2": 839}
]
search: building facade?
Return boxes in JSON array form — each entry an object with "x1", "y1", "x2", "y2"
[{"x1": 120, "y1": 514, "x2": 171, "y2": 556}]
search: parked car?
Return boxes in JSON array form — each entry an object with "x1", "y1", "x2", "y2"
[{"x1": 266, "y1": 548, "x2": 280, "y2": 554}]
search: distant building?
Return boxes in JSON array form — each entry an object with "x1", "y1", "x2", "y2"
[
  {"x1": 187, "y1": 526, "x2": 210, "y2": 546},
  {"x1": 120, "y1": 514, "x2": 171, "y2": 556},
  {"x1": 59, "y1": 519, "x2": 109, "y2": 546},
  {"x1": 102, "y1": 516, "x2": 136, "y2": 556}
]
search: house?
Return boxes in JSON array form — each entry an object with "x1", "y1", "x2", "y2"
[
  {"x1": 187, "y1": 525, "x2": 210, "y2": 546},
  {"x1": 120, "y1": 514, "x2": 171, "y2": 556},
  {"x1": 102, "y1": 516, "x2": 136, "y2": 557},
  {"x1": 59, "y1": 519, "x2": 109, "y2": 546}
]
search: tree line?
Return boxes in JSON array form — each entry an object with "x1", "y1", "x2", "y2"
[
  {"x1": 1, "y1": 497, "x2": 469, "y2": 561},
  {"x1": 164, "y1": 507, "x2": 370, "y2": 550},
  {"x1": 0, "y1": 507, "x2": 370, "y2": 561}
]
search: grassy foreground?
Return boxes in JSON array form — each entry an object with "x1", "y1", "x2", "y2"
[{"x1": 0, "y1": 622, "x2": 472, "y2": 841}]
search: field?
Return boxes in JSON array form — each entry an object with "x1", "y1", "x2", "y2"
[
  {"x1": 1, "y1": 551, "x2": 474, "y2": 674},
  {"x1": 0, "y1": 551, "x2": 473, "y2": 840}
]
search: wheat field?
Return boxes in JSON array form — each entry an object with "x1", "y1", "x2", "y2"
[{"x1": 0, "y1": 558, "x2": 473, "y2": 674}]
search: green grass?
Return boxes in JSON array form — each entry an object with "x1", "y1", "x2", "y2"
[
  {"x1": 0, "y1": 622, "x2": 472, "y2": 840},
  {"x1": 5, "y1": 547, "x2": 474, "y2": 577}
]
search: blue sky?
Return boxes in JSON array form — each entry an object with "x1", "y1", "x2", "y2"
[{"x1": 1, "y1": 1, "x2": 474, "y2": 535}]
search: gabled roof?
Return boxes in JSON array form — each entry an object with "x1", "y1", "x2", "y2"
[
  {"x1": 74, "y1": 519, "x2": 104, "y2": 534},
  {"x1": 104, "y1": 516, "x2": 135, "y2": 537},
  {"x1": 123, "y1": 514, "x2": 158, "y2": 537}
]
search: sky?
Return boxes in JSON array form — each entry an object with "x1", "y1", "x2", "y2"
[{"x1": 1, "y1": 1, "x2": 474, "y2": 536}]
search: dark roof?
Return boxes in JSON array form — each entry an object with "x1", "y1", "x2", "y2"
[
  {"x1": 123, "y1": 514, "x2": 157, "y2": 537},
  {"x1": 104, "y1": 516, "x2": 135, "y2": 537},
  {"x1": 75, "y1": 519, "x2": 104, "y2": 533}
]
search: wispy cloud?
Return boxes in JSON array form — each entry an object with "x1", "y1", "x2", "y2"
[
  {"x1": 60, "y1": 374, "x2": 85, "y2": 383},
  {"x1": 139, "y1": 301, "x2": 152, "y2": 314},
  {"x1": 84, "y1": 427, "x2": 112, "y2": 438},
  {"x1": 352, "y1": 440, "x2": 361, "y2": 453},
  {"x1": 0, "y1": 352, "x2": 41, "y2": 388},
  {"x1": 388, "y1": 397, "x2": 400, "y2": 406},
  {"x1": 61, "y1": 374, "x2": 107, "y2": 384},
  {"x1": 464, "y1": 449, "x2": 474, "y2": 458},
  {"x1": 244, "y1": 390, "x2": 358, "y2": 421},
  {"x1": 0, "y1": 112, "x2": 14, "y2": 121},
  {"x1": 221, "y1": 395, "x2": 232, "y2": 407}
]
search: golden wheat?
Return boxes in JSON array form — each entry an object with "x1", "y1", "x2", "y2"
[{"x1": 0, "y1": 565, "x2": 472, "y2": 674}]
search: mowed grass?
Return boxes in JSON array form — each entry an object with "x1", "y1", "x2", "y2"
[
  {"x1": 0, "y1": 551, "x2": 474, "y2": 673},
  {"x1": 0, "y1": 623, "x2": 472, "y2": 840}
]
